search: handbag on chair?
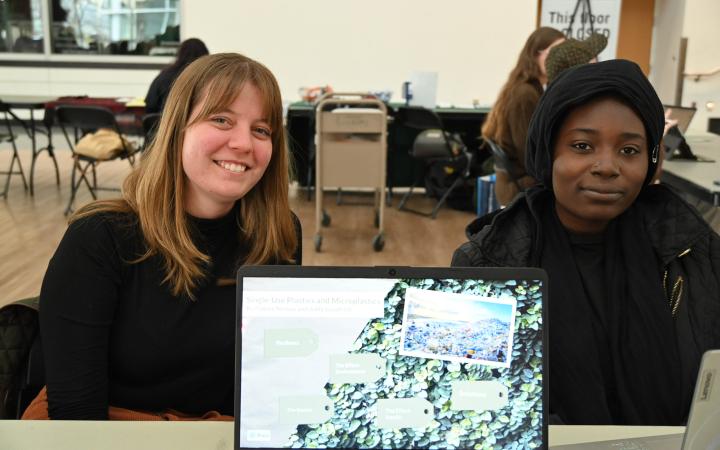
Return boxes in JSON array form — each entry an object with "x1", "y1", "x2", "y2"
[{"x1": 74, "y1": 128, "x2": 136, "y2": 160}]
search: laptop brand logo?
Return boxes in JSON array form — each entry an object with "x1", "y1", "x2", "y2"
[{"x1": 699, "y1": 369, "x2": 715, "y2": 401}]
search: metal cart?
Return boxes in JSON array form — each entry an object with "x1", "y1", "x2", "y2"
[{"x1": 314, "y1": 93, "x2": 387, "y2": 252}]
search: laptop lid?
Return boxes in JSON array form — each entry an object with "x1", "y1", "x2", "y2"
[
  {"x1": 681, "y1": 349, "x2": 720, "y2": 450},
  {"x1": 663, "y1": 105, "x2": 697, "y2": 134},
  {"x1": 551, "y1": 349, "x2": 720, "y2": 450},
  {"x1": 235, "y1": 266, "x2": 548, "y2": 449}
]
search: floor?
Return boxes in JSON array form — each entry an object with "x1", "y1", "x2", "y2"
[{"x1": 0, "y1": 130, "x2": 477, "y2": 308}]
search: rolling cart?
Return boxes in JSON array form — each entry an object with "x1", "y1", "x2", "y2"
[{"x1": 314, "y1": 93, "x2": 387, "y2": 252}]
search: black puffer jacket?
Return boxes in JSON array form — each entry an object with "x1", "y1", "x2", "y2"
[{"x1": 452, "y1": 184, "x2": 720, "y2": 410}]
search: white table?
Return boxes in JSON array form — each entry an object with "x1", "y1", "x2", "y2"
[
  {"x1": 550, "y1": 425, "x2": 684, "y2": 447},
  {"x1": 0, "y1": 421, "x2": 685, "y2": 449},
  {"x1": 662, "y1": 133, "x2": 720, "y2": 206}
]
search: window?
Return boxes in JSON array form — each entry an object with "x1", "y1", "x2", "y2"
[
  {"x1": 0, "y1": 0, "x2": 45, "y2": 53},
  {"x1": 0, "y1": 0, "x2": 181, "y2": 56},
  {"x1": 50, "y1": 0, "x2": 180, "y2": 55}
]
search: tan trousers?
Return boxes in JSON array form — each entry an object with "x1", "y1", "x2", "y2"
[{"x1": 21, "y1": 387, "x2": 233, "y2": 421}]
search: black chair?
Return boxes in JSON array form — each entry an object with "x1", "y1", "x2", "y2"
[
  {"x1": 0, "y1": 100, "x2": 60, "y2": 196},
  {"x1": 708, "y1": 118, "x2": 720, "y2": 136},
  {"x1": 0, "y1": 297, "x2": 42, "y2": 419},
  {"x1": 141, "y1": 112, "x2": 162, "y2": 151},
  {"x1": 29, "y1": 109, "x2": 61, "y2": 197},
  {"x1": 55, "y1": 105, "x2": 137, "y2": 215},
  {"x1": 15, "y1": 331, "x2": 43, "y2": 418},
  {"x1": 0, "y1": 103, "x2": 28, "y2": 198},
  {"x1": 483, "y1": 138, "x2": 526, "y2": 194},
  {"x1": 395, "y1": 106, "x2": 473, "y2": 219}
]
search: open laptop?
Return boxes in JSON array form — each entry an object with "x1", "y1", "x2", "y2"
[
  {"x1": 663, "y1": 105, "x2": 697, "y2": 134},
  {"x1": 235, "y1": 266, "x2": 548, "y2": 449},
  {"x1": 552, "y1": 349, "x2": 720, "y2": 450},
  {"x1": 662, "y1": 105, "x2": 715, "y2": 162}
]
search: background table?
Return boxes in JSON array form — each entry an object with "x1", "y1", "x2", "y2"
[
  {"x1": 0, "y1": 421, "x2": 686, "y2": 450},
  {"x1": 661, "y1": 133, "x2": 720, "y2": 206},
  {"x1": 286, "y1": 102, "x2": 490, "y2": 189}
]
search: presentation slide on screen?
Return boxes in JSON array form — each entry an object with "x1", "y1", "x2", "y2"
[{"x1": 239, "y1": 277, "x2": 544, "y2": 449}]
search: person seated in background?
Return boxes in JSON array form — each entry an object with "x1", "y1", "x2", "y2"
[
  {"x1": 481, "y1": 27, "x2": 565, "y2": 206},
  {"x1": 453, "y1": 60, "x2": 720, "y2": 425},
  {"x1": 545, "y1": 32, "x2": 608, "y2": 84},
  {"x1": 12, "y1": 35, "x2": 43, "y2": 53},
  {"x1": 22, "y1": 53, "x2": 302, "y2": 420},
  {"x1": 145, "y1": 38, "x2": 209, "y2": 114}
]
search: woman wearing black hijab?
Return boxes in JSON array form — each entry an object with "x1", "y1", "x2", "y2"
[{"x1": 453, "y1": 59, "x2": 720, "y2": 425}]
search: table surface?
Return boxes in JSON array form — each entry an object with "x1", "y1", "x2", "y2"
[
  {"x1": 0, "y1": 95, "x2": 142, "y2": 109},
  {"x1": 0, "y1": 95, "x2": 60, "y2": 107},
  {"x1": 288, "y1": 101, "x2": 491, "y2": 115},
  {"x1": 0, "y1": 421, "x2": 685, "y2": 450},
  {"x1": 662, "y1": 132, "x2": 720, "y2": 195}
]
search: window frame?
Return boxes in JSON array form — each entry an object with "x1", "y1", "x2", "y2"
[{"x1": 0, "y1": 0, "x2": 181, "y2": 68}]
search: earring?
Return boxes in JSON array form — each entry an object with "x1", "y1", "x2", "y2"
[{"x1": 651, "y1": 145, "x2": 659, "y2": 164}]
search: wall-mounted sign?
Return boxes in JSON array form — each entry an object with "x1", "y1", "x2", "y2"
[{"x1": 540, "y1": 0, "x2": 623, "y2": 60}]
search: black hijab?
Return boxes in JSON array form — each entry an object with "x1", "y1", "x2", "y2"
[
  {"x1": 523, "y1": 60, "x2": 689, "y2": 425},
  {"x1": 527, "y1": 59, "x2": 663, "y2": 188}
]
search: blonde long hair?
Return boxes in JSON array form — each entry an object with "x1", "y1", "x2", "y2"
[
  {"x1": 482, "y1": 27, "x2": 565, "y2": 142},
  {"x1": 73, "y1": 53, "x2": 297, "y2": 298}
]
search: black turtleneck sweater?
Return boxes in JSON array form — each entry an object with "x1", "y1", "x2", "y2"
[{"x1": 39, "y1": 207, "x2": 301, "y2": 419}]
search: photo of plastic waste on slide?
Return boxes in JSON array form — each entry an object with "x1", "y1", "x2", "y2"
[{"x1": 399, "y1": 288, "x2": 516, "y2": 368}]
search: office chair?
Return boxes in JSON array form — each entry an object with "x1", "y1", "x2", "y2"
[
  {"x1": 141, "y1": 112, "x2": 162, "y2": 151},
  {"x1": 55, "y1": 105, "x2": 137, "y2": 215},
  {"x1": 395, "y1": 106, "x2": 473, "y2": 219},
  {"x1": 0, "y1": 103, "x2": 28, "y2": 198}
]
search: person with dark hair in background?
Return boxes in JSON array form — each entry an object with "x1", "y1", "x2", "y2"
[
  {"x1": 454, "y1": 60, "x2": 720, "y2": 425},
  {"x1": 145, "y1": 38, "x2": 209, "y2": 114},
  {"x1": 481, "y1": 27, "x2": 565, "y2": 206}
]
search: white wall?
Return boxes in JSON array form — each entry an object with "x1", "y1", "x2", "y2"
[
  {"x1": 1, "y1": 1, "x2": 538, "y2": 108},
  {"x1": 680, "y1": 0, "x2": 720, "y2": 133},
  {"x1": 648, "y1": 0, "x2": 685, "y2": 104},
  {"x1": 183, "y1": 0, "x2": 537, "y2": 106},
  {"x1": 0, "y1": 66, "x2": 157, "y2": 99}
]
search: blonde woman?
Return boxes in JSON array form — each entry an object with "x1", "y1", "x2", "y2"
[{"x1": 23, "y1": 53, "x2": 301, "y2": 420}]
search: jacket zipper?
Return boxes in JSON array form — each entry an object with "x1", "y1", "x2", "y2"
[{"x1": 663, "y1": 248, "x2": 691, "y2": 318}]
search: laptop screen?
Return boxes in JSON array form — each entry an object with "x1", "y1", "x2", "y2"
[
  {"x1": 235, "y1": 267, "x2": 547, "y2": 449},
  {"x1": 663, "y1": 105, "x2": 697, "y2": 134}
]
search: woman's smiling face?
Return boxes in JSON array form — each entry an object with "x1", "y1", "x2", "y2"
[
  {"x1": 181, "y1": 83, "x2": 273, "y2": 219},
  {"x1": 552, "y1": 96, "x2": 649, "y2": 234}
]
